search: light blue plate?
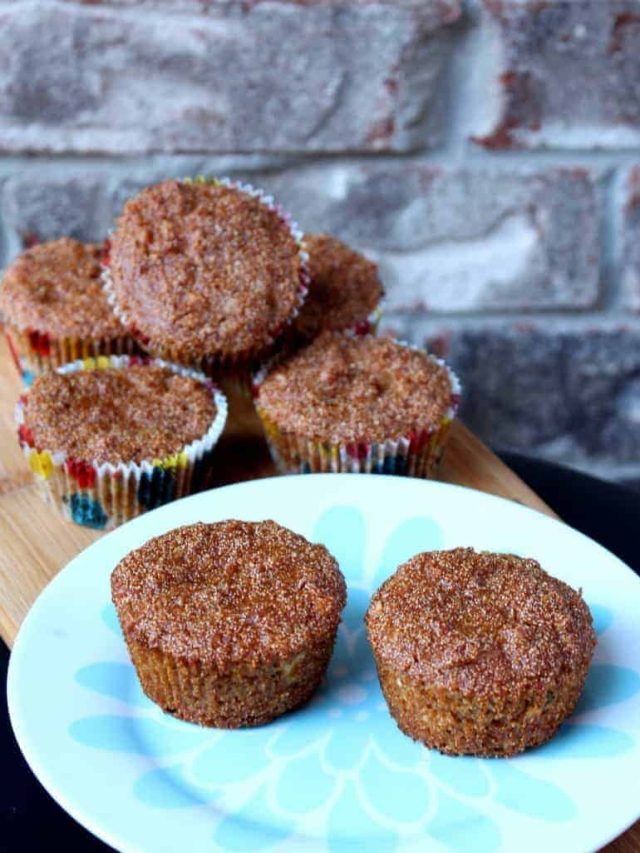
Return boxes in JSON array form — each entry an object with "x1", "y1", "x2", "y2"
[{"x1": 8, "y1": 475, "x2": 640, "y2": 852}]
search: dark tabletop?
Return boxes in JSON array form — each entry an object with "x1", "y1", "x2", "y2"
[{"x1": 2, "y1": 454, "x2": 639, "y2": 853}]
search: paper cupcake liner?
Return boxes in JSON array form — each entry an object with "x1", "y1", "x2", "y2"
[
  {"x1": 101, "y1": 175, "x2": 310, "y2": 396},
  {"x1": 4, "y1": 324, "x2": 139, "y2": 386},
  {"x1": 352, "y1": 302, "x2": 383, "y2": 337},
  {"x1": 16, "y1": 354, "x2": 228, "y2": 530},
  {"x1": 253, "y1": 341, "x2": 461, "y2": 478},
  {"x1": 123, "y1": 634, "x2": 337, "y2": 728},
  {"x1": 256, "y1": 412, "x2": 455, "y2": 478}
]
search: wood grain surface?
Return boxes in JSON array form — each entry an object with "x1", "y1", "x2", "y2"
[{"x1": 0, "y1": 334, "x2": 636, "y2": 851}]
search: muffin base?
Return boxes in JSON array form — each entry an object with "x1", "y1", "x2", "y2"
[
  {"x1": 375, "y1": 661, "x2": 591, "y2": 757},
  {"x1": 22, "y1": 447, "x2": 219, "y2": 531},
  {"x1": 125, "y1": 636, "x2": 337, "y2": 728},
  {"x1": 256, "y1": 410, "x2": 454, "y2": 478},
  {"x1": 16, "y1": 355, "x2": 227, "y2": 530},
  {"x1": 5, "y1": 324, "x2": 140, "y2": 385}
]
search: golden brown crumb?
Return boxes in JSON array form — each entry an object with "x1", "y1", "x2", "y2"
[
  {"x1": 109, "y1": 180, "x2": 305, "y2": 362},
  {"x1": 23, "y1": 365, "x2": 216, "y2": 464},
  {"x1": 0, "y1": 238, "x2": 124, "y2": 338}
]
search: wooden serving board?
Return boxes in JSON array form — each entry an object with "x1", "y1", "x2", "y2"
[{"x1": 0, "y1": 334, "x2": 637, "y2": 852}]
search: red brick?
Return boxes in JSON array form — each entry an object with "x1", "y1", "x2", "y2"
[{"x1": 475, "y1": 1, "x2": 640, "y2": 150}]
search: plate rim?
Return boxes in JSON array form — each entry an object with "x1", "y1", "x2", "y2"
[{"x1": 7, "y1": 473, "x2": 640, "y2": 853}]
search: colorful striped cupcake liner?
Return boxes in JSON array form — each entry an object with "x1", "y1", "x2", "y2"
[
  {"x1": 4, "y1": 324, "x2": 139, "y2": 386},
  {"x1": 256, "y1": 412, "x2": 457, "y2": 478},
  {"x1": 16, "y1": 354, "x2": 228, "y2": 530}
]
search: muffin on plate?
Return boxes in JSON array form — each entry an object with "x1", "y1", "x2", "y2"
[
  {"x1": 254, "y1": 332, "x2": 460, "y2": 477},
  {"x1": 290, "y1": 234, "x2": 384, "y2": 345},
  {"x1": 111, "y1": 520, "x2": 346, "y2": 727},
  {"x1": 104, "y1": 177, "x2": 308, "y2": 390},
  {"x1": 16, "y1": 355, "x2": 227, "y2": 529},
  {"x1": 0, "y1": 238, "x2": 135, "y2": 384},
  {"x1": 366, "y1": 548, "x2": 596, "y2": 757}
]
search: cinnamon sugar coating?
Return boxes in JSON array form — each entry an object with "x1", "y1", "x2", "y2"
[
  {"x1": 0, "y1": 238, "x2": 125, "y2": 338},
  {"x1": 293, "y1": 234, "x2": 383, "y2": 341},
  {"x1": 256, "y1": 332, "x2": 454, "y2": 443},
  {"x1": 24, "y1": 365, "x2": 216, "y2": 465},
  {"x1": 109, "y1": 180, "x2": 304, "y2": 362},
  {"x1": 366, "y1": 548, "x2": 596, "y2": 756},
  {"x1": 111, "y1": 520, "x2": 346, "y2": 671},
  {"x1": 367, "y1": 548, "x2": 595, "y2": 693}
]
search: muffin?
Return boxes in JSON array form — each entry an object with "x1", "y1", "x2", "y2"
[
  {"x1": 291, "y1": 234, "x2": 384, "y2": 345},
  {"x1": 228, "y1": 234, "x2": 384, "y2": 440},
  {"x1": 111, "y1": 520, "x2": 346, "y2": 727},
  {"x1": 16, "y1": 355, "x2": 227, "y2": 529},
  {"x1": 104, "y1": 177, "x2": 308, "y2": 389},
  {"x1": 254, "y1": 332, "x2": 460, "y2": 477},
  {"x1": 366, "y1": 548, "x2": 596, "y2": 757},
  {"x1": 0, "y1": 238, "x2": 135, "y2": 383}
]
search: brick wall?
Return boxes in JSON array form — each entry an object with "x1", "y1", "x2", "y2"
[{"x1": 1, "y1": 0, "x2": 640, "y2": 485}]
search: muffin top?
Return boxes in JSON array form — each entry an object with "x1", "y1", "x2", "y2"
[
  {"x1": 366, "y1": 548, "x2": 596, "y2": 698},
  {"x1": 109, "y1": 180, "x2": 305, "y2": 362},
  {"x1": 111, "y1": 520, "x2": 346, "y2": 669},
  {"x1": 256, "y1": 332, "x2": 456, "y2": 443},
  {"x1": 22, "y1": 364, "x2": 216, "y2": 465},
  {"x1": 292, "y1": 234, "x2": 383, "y2": 342},
  {"x1": 0, "y1": 238, "x2": 125, "y2": 338}
]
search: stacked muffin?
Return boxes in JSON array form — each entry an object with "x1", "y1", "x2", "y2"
[
  {"x1": 254, "y1": 333, "x2": 459, "y2": 476},
  {"x1": 3, "y1": 175, "x2": 460, "y2": 527},
  {"x1": 17, "y1": 357, "x2": 227, "y2": 529},
  {"x1": 103, "y1": 178, "x2": 309, "y2": 388},
  {"x1": 0, "y1": 238, "x2": 137, "y2": 383}
]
